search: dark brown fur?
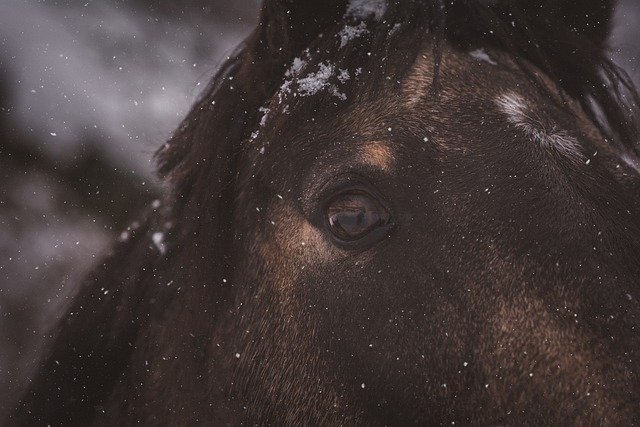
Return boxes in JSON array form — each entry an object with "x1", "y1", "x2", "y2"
[{"x1": 8, "y1": 0, "x2": 640, "y2": 425}]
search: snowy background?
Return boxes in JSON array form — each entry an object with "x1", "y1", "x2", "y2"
[{"x1": 0, "y1": 0, "x2": 638, "y2": 417}]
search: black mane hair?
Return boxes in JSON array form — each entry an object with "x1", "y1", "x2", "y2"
[
  {"x1": 9, "y1": 0, "x2": 640, "y2": 424},
  {"x1": 160, "y1": 0, "x2": 639, "y2": 190}
]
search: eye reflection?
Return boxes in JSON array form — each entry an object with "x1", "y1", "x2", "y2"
[{"x1": 326, "y1": 192, "x2": 390, "y2": 242}]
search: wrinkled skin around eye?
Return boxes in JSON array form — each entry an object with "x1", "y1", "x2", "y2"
[{"x1": 326, "y1": 192, "x2": 390, "y2": 241}]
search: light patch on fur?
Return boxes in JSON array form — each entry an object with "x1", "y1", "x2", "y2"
[
  {"x1": 469, "y1": 48, "x2": 497, "y2": 65},
  {"x1": 496, "y1": 92, "x2": 584, "y2": 162},
  {"x1": 620, "y1": 153, "x2": 640, "y2": 174},
  {"x1": 481, "y1": 294, "x2": 626, "y2": 420},
  {"x1": 359, "y1": 141, "x2": 395, "y2": 171},
  {"x1": 270, "y1": 202, "x2": 335, "y2": 268},
  {"x1": 345, "y1": 0, "x2": 387, "y2": 21},
  {"x1": 402, "y1": 52, "x2": 436, "y2": 106},
  {"x1": 151, "y1": 232, "x2": 165, "y2": 254},
  {"x1": 265, "y1": 199, "x2": 376, "y2": 274}
]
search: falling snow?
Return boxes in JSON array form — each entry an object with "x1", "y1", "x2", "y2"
[{"x1": 152, "y1": 232, "x2": 166, "y2": 254}]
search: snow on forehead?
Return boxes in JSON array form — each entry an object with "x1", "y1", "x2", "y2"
[
  {"x1": 249, "y1": 54, "x2": 349, "y2": 143},
  {"x1": 298, "y1": 62, "x2": 335, "y2": 96},
  {"x1": 345, "y1": 0, "x2": 388, "y2": 21},
  {"x1": 287, "y1": 57, "x2": 306, "y2": 77},
  {"x1": 338, "y1": 22, "x2": 369, "y2": 48}
]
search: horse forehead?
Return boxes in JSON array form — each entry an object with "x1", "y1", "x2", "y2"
[
  {"x1": 401, "y1": 49, "x2": 436, "y2": 106},
  {"x1": 397, "y1": 42, "x2": 594, "y2": 147},
  {"x1": 400, "y1": 41, "x2": 497, "y2": 106},
  {"x1": 358, "y1": 141, "x2": 396, "y2": 171}
]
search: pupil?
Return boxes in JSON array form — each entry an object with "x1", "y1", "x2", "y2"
[{"x1": 326, "y1": 193, "x2": 388, "y2": 241}]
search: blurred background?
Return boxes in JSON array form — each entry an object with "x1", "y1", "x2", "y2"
[{"x1": 0, "y1": 0, "x2": 638, "y2": 418}]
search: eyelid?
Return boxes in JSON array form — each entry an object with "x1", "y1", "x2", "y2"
[
  {"x1": 315, "y1": 173, "x2": 386, "y2": 208},
  {"x1": 301, "y1": 160, "x2": 398, "y2": 217}
]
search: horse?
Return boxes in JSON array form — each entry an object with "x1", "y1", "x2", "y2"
[{"x1": 8, "y1": 0, "x2": 640, "y2": 424}]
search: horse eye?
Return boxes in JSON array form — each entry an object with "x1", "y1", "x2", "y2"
[{"x1": 325, "y1": 192, "x2": 391, "y2": 242}]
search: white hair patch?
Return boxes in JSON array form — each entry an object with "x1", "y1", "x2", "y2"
[
  {"x1": 620, "y1": 153, "x2": 640, "y2": 174},
  {"x1": 496, "y1": 92, "x2": 584, "y2": 162},
  {"x1": 345, "y1": 0, "x2": 388, "y2": 22},
  {"x1": 469, "y1": 48, "x2": 497, "y2": 65}
]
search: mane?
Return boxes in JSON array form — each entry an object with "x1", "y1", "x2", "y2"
[{"x1": 158, "y1": 0, "x2": 640, "y2": 192}]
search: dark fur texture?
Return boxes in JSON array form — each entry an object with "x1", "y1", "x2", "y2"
[{"x1": 8, "y1": 0, "x2": 640, "y2": 425}]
